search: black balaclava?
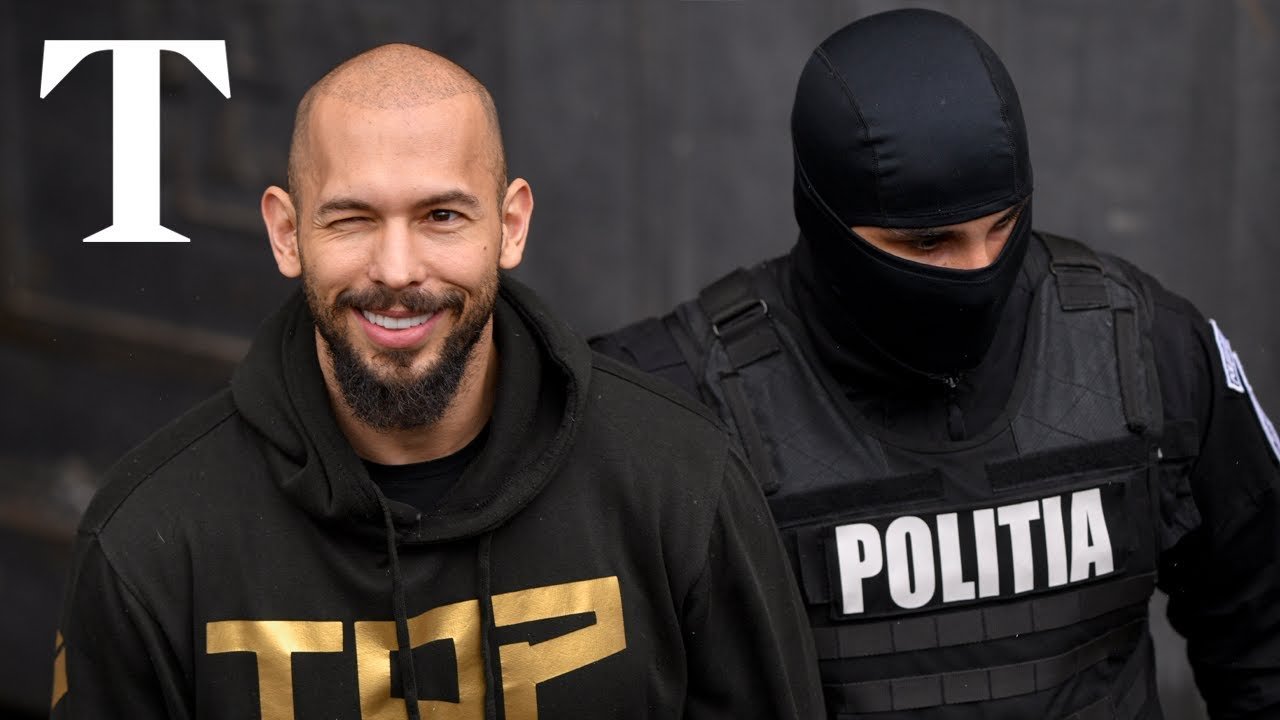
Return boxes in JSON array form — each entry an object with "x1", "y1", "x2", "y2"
[{"x1": 790, "y1": 9, "x2": 1034, "y2": 382}]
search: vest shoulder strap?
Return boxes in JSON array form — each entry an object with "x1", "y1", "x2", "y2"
[
  {"x1": 693, "y1": 268, "x2": 782, "y2": 493},
  {"x1": 1040, "y1": 232, "x2": 1157, "y2": 433},
  {"x1": 696, "y1": 268, "x2": 781, "y2": 369},
  {"x1": 1040, "y1": 231, "x2": 1110, "y2": 311}
]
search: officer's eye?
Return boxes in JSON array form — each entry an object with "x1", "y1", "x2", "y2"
[
  {"x1": 428, "y1": 209, "x2": 459, "y2": 223},
  {"x1": 994, "y1": 211, "x2": 1021, "y2": 231},
  {"x1": 912, "y1": 237, "x2": 942, "y2": 252}
]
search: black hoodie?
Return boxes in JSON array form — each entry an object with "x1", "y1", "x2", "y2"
[{"x1": 52, "y1": 277, "x2": 824, "y2": 719}]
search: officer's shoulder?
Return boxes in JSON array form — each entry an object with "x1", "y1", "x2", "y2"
[
  {"x1": 590, "y1": 311, "x2": 704, "y2": 396},
  {"x1": 1092, "y1": 247, "x2": 1208, "y2": 333},
  {"x1": 78, "y1": 389, "x2": 243, "y2": 538},
  {"x1": 590, "y1": 314, "x2": 687, "y2": 368},
  {"x1": 1084, "y1": 243, "x2": 1217, "y2": 392},
  {"x1": 587, "y1": 349, "x2": 724, "y2": 434}
]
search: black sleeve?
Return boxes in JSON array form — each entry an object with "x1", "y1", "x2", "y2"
[
  {"x1": 589, "y1": 316, "x2": 703, "y2": 399},
  {"x1": 52, "y1": 533, "x2": 191, "y2": 719},
  {"x1": 681, "y1": 451, "x2": 825, "y2": 719},
  {"x1": 1146, "y1": 280, "x2": 1280, "y2": 718}
]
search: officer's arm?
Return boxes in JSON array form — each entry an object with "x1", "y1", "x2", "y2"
[
  {"x1": 51, "y1": 533, "x2": 188, "y2": 719},
  {"x1": 681, "y1": 451, "x2": 825, "y2": 719},
  {"x1": 1152, "y1": 295, "x2": 1280, "y2": 718}
]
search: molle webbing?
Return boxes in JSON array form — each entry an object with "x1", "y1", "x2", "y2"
[
  {"x1": 985, "y1": 435, "x2": 1148, "y2": 492},
  {"x1": 811, "y1": 572, "x2": 1154, "y2": 661},
  {"x1": 824, "y1": 619, "x2": 1144, "y2": 713}
]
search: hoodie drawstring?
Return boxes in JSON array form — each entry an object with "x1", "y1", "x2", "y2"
[
  {"x1": 380, "y1": 496, "x2": 499, "y2": 720},
  {"x1": 477, "y1": 532, "x2": 498, "y2": 720},
  {"x1": 379, "y1": 496, "x2": 423, "y2": 720}
]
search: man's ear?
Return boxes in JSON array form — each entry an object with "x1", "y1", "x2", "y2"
[
  {"x1": 497, "y1": 178, "x2": 533, "y2": 270},
  {"x1": 262, "y1": 186, "x2": 301, "y2": 278}
]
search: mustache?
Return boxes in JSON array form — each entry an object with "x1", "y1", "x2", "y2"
[{"x1": 332, "y1": 285, "x2": 466, "y2": 316}]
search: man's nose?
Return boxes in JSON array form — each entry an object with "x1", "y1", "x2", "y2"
[{"x1": 367, "y1": 221, "x2": 425, "y2": 288}]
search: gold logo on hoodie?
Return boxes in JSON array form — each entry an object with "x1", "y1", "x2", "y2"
[
  {"x1": 50, "y1": 631, "x2": 67, "y2": 710},
  {"x1": 494, "y1": 575, "x2": 627, "y2": 720},
  {"x1": 204, "y1": 575, "x2": 626, "y2": 719},
  {"x1": 207, "y1": 620, "x2": 344, "y2": 720}
]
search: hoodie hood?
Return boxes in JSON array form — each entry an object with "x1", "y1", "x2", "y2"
[{"x1": 230, "y1": 274, "x2": 592, "y2": 544}]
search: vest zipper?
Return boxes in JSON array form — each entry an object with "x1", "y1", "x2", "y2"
[{"x1": 943, "y1": 375, "x2": 966, "y2": 441}]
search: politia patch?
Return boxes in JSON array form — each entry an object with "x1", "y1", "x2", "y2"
[
  {"x1": 1234, "y1": 350, "x2": 1280, "y2": 464},
  {"x1": 1210, "y1": 319, "x2": 1245, "y2": 394}
]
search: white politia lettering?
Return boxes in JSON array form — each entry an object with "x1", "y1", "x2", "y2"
[
  {"x1": 1070, "y1": 488, "x2": 1115, "y2": 581},
  {"x1": 1041, "y1": 496, "x2": 1069, "y2": 587},
  {"x1": 936, "y1": 513, "x2": 976, "y2": 602},
  {"x1": 834, "y1": 523, "x2": 883, "y2": 614},
  {"x1": 972, "y1": 508, "x2": 1001, "y2": 598},
  {"x1": 885, "y1": 516, "x2": 936, "y2": 609},
  {"x1": 997, "y1": 500, "x2": 1042, "y2": 594}
]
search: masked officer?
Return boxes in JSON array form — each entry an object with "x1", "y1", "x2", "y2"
[{"x1": 592, "y1": 9, "x2": 1280, "y2": 719}]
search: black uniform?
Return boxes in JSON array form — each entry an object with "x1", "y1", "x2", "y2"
[{"x1": 593, "y1": 9, "x2": 1280, "y2": 719}]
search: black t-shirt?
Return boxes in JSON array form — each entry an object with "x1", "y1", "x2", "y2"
[{"x1": 363, "y1": 425, "x2": 489, "y2": 513}]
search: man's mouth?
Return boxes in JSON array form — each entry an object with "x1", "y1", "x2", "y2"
[
  {"x1": 360, "y1": 309, "x2": 433, "y2": 330},
  {"x1": 352, "y1": 307, "x2": 442, "y2": 350}
]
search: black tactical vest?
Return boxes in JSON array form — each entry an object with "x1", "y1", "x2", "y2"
[{"x1": 665, "y1": 235, "x2": 1165, "y2": 719}]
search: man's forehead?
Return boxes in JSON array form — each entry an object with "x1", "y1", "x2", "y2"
[
  {"x1": 303, "y1": 93, "x2": 487, "y2": 170},
  {"x1": 300, "y1": 96, "x2": 493, "y2": 212}
]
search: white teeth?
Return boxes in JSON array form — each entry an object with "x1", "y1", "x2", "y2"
[{"x1": 361, "y1": 310, "x2": 431, "y2": 330}]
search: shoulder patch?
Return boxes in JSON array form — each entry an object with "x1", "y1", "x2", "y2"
[
  {"x1": 1234, "y1": 350, "x2": 1280, "y2": 464},
  {"x1": 1209, "y1": 319, "x2": 1245, "y2": 394}
]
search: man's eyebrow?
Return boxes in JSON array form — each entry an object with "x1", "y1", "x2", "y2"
[
  {"x1": 312, "y1": 190, "x2": 485, "y2": 223},
  {"x1": 411, "y1": 190, "x2": 483, "y2": 214},
  {"x1": 314, "y1": 197, "x2": 375, "y2": 222}
]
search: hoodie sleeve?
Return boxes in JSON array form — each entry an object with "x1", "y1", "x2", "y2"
[
  {"x1": 1144, "y1": 285, "x2": 1280, "y2": 718},
  {"x1": 51, "y1": 532, "x2": 191, "y2": 720},
  {"x1": 681, "y1": 450, "x2": 825, "y2": 719}
]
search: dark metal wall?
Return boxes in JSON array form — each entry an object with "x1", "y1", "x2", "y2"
[{"x1": 3, "y1": 1, "x2": 1276, "y2": 716}]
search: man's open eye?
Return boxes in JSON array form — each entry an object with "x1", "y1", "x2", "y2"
[
  {"x1": 912, "y1": 238, "x2": 942, "y2": 252},
  {"x1": 428, "y1": 209, "x2": 459, "y2": 223}
]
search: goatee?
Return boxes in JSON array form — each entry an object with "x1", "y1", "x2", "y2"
[{"x1": 305, "y1": 274, "x2": 498, "y2": 431}]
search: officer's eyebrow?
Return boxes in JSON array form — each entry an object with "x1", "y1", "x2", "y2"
[{"x1": 992, "y1": 199, "x2": 1028, "y2": 227}]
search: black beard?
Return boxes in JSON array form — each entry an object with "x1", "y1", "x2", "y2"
[{"x1": 304, "y1": 274, "x2": 499, "y2": 431}]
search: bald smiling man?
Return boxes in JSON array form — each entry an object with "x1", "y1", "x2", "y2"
[{"x1": 51, "y1": 45, "x2": 824, "y2": 719}]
